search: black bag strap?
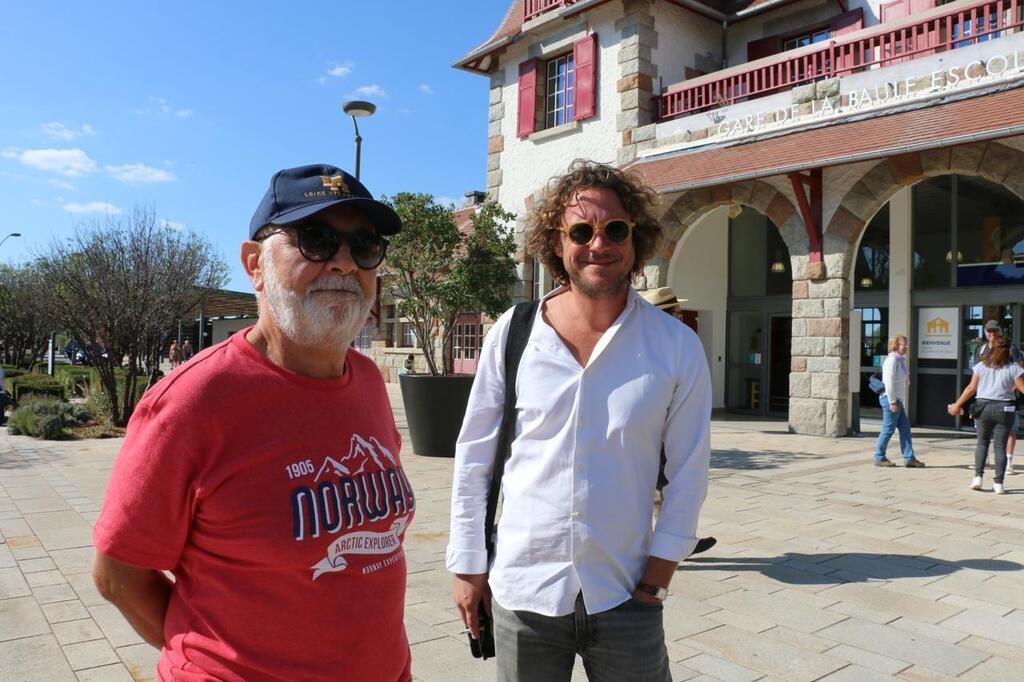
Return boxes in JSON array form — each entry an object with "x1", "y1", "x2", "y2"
[{"x1": 484, "y1": 300, "x2": 540, "y2": 559}]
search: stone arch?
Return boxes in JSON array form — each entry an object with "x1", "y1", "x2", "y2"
[
  {"x1": 655, "y1": 180, "x2": 804, "y2": 286},
  {"x1": 826, "y1": 141, "x2": 1024, "y2": 280}
]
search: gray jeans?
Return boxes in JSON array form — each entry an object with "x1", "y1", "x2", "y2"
[
  {"x1": 491, "y1": 593, "x2": 671, "y2": 682},
  {"x1": 975, "y1": 400, "x2": 1015, "y2": 484}
]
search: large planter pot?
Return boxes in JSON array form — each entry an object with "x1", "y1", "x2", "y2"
[{"x1": 399, "y1": 373, "x2": 475, "y2": 458}]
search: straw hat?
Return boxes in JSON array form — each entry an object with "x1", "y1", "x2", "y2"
[{"x1": 640, "y1": 286, "x2": 687, "y2": 310}]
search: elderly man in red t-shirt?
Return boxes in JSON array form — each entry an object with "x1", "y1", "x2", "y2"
[{"x1": 92, "y1": 164, "x2": 416, "y2": 682}]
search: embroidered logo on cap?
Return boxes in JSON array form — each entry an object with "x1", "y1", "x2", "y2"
[{"x1": 321, "y1": 175, "x2": 350, "y2": 196}]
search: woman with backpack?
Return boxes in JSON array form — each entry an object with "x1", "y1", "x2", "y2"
[
  {"x1": 873, "y1": 334, "x2": 926, "y2": 468},
  {"x1": 948, "y1": 336, "x2": 1024, "y2": 494}
]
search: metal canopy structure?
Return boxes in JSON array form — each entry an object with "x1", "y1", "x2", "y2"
[{"x1": 193, "y1": 288, "x2": 258, "y2": 320}]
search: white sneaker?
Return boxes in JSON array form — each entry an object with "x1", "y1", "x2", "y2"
[
  {"x1": 971, "y1": 476, "x2": 983, "y2": 490},
  {"x1": 1007, "y1": 455, "x2": 1014, "y2": 475},
  {"x1": 994, "y1": 482, "x2": 1005, "y2": 494}
]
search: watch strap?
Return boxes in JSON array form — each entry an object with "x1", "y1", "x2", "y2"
[{"x1": 636, "y1": 582, "x2": 668, "y2": 600}]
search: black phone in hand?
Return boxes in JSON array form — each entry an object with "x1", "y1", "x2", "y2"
[{"x1": 468, "y1": 603, "x2": 495, "y2": 659}]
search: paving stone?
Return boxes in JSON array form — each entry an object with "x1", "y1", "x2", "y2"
[
  {"x1": 115, "y1": 643, "x2": 160, "y2": 681},
  {"x1": 64, "y1": 639, "x2": 121, "y2": 670},
  {"x1": 27, "y1": 568, "x2": 70, "y2": 588},
  {"x1": 681, "y1": 652, "x2": 763, "y2": 682},
  {"x1": 0, "y1": 595, "x2": 51, "y2": 642},
  {"x1": 819, "y1": 664, "x2": 898, "y2": 681},
  {"x1": 19, "y1": 556, "x2": 57, "y2": 573},
  {"x1": 824, "y1": 643, "x2": 912, "y2": 675},
  {"x1": 53, "y1": 617, "x2": 106, "y2": 645},
  {"x1": 50, "y1": 546, "x2": 97, "y2": 575},
  {"x1": 89, "y1": 603, "x2": 144, "y2": 648},
  {"x1": 819, "y1": 583, "x2": 963, "y2": 624},
  {"x1": 687, "y1": 624, "x2": 846, "y2": 680},
  {"x1": 43, "y1": 599, "x2": 91, "y2": 624},
  {"x1": 941, "y1": 608, "x2": 1024, "y2": 646},
  {"x1": 76, "y1": 664, "x2": 135, "y2": 681},
  {"x1": 0, "y1": 566, "x2": 31, "y2": 599},
  {"x1": 708, "y1": 587, "x2": 846, "y2": 633},
  {"x1": 817, "y1": 618, "x2": 986, "y2": 676},
  {"x1": 0, "y1": 633, "x2": 77, "y2": 680},
  {"x1": 34, "y1": 582, "x2": 80, "y2": 604}
]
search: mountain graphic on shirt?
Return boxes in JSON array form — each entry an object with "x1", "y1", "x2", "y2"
[{"x1": 314, "y1": 434, "x2": 399, "y2": 482}]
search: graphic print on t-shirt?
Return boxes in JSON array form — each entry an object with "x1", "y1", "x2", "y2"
[{"x1": 288, "y1": 433, "x2": 415, "y2": 581}]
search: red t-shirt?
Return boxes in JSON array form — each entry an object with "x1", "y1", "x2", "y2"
[{"x1": 94, "y1": 330, "x2": 415, "y2": 681}]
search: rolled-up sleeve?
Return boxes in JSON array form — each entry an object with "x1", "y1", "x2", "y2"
[
  {"x1": 445, "y1": 311, "x2": 512, "y2": 575},
  {"x1": 651, "y1": 343, "x2": 712, "y2": 562}
]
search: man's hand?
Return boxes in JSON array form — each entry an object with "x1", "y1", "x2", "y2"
[
  {"x1": 890, "y1": 402, "x2": 899, "y2": 413},
  {"x1": 452, "y1": 573, "x2": 490, "y2": 639}
]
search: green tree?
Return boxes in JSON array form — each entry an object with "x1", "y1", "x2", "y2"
[
  {"x1": 383, "y1": 194, "x2": 518, "y2": 375},
  {"x1": 36, "y1": 205, "x2": 229, "y2": 426},
  {"x1": 0, "y1": 261, "x2": 53, "y2": 369}
]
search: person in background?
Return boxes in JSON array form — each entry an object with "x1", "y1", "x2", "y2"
[
  {"x1": 168, "y1": 340, "x2": 181, "y2": 369},
  {"x1": 0, "y1": 364, "x2": 8, "y2": 426},
  {"x1": 403, "y1": 353, "x2": 416, "y2": 374},
  {"x1": 181, "y1": 338, "x2": 193, "y2": 362},
  {"x1": 873, "y1": 334, "x2": 925, "y2": 468},
  {"x1": 972, "y1": 320, "x2": 1023, "y2": 475},
  {"x1": 640, "y1": 286, "x2": 716, "y2": 557},
  {"x1": 949, "y1": 336, "x2": 1024, "y2": 494}
]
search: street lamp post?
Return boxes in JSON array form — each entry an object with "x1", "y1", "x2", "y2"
[
  {"x1": 341, "y1": 100, "x2": 376, "y2": 180},
  {"x1": 0, "y1": 232, "x2": 22, "y2": 250}
]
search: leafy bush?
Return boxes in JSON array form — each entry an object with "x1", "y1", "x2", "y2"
[
  {"x1": 9, "y1": 374, "x2": 65, "y2": 403},
  {"x1": 6, "y1": 398, "x2": 92, "y2": 439},
  {"x1": 55, "y1": 365, "x2": 93, "y2": 398}
]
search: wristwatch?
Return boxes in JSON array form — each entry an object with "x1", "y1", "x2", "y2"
[{"x1": 636, "y1": 582, "x2": 668, "y2": 601}]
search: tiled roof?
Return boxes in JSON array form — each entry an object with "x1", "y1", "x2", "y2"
[{"x1": 632, "y1": 87, "x2": 1024, "y2": 191}]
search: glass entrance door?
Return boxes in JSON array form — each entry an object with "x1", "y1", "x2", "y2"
[{"x1": 767, "y1": 314, "x2": 792, "y2": 416}]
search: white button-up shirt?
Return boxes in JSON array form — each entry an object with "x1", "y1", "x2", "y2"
[{"x1": 446, "y1": 287, "x2": 711, "y2": 616}]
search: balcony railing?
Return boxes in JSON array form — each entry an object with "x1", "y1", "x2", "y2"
[
  {"x1": 656, "y1": 0, "x2": 1024, "y2": 121},
  {"x1": 524, "y1": 0, "x2": 581, "y2": 21}
]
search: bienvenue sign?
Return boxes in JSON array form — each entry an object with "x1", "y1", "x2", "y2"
[
  {"x1": 712, "y1": 49, "x2": 1024, "y2": 140},
  {"x1": 918, "y1": 307, "x2": 960, "y2": 360}
]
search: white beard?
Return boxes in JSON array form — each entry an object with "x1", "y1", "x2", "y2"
[{"x1": 260, "y1": 245, "x2": 373, "y2": 349}]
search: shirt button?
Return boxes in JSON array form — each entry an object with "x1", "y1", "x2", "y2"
[{"x1": 572, "y1": 511, "x2": 580, "y2": 518}]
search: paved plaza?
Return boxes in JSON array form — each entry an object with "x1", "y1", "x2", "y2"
[{"x1": 1, "y1": 385, "x2": 1023, "y2": 681}]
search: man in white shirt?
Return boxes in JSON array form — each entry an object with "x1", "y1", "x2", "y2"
[{"x1": 447, "y1": 161, "x2": 712, "y2": 681}]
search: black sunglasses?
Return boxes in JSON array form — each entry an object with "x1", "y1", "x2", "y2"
[
  {"x1": 555, "y1": 219, "x2": 635, "y2": 247},
  {"x1": 258, "y1": 222, "x2": 388, "y2": 270}
]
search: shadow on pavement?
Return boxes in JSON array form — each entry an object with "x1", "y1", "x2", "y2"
[
  {"x1": 680, "y1": 552, "x2": 1022, "y2": 584},
  {"x1": 711, "y1": 448, "x2": 823, "y2": 471}
]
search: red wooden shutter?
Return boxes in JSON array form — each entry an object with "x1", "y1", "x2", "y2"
[
  {"x1": 831, "y1": 7, "x2": 865, "y2": 73},
  {"x1": 830, "y1": 7, "x2": 864, "y2": 35},
  {"x1": 517, "y1": 59, "x2": 539, "y2": 138},
  {"x1": 573, "y1": 33, "x2": 598, "y2": 121},
  {"x1": 747, "y1": 35, "x2": 780, "y2": 62}
]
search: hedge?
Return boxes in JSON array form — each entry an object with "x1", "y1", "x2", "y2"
[
  {"x1": 54, "y1": 366, "x2": 94, "y2": 398},
  {"x1": 9, "y1": 374, "x2": 66, "y2": 403},
  {"x1": 7, "y1": 398, "x2": 92, "y2": 440}
]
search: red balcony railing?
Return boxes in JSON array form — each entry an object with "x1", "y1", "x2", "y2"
[
  {"x1": 656, "y1": 0, "x2": 1024, "y2": 121},
  {"x1": 524, "y1": 0, "x2": 581, "y2": 21}
]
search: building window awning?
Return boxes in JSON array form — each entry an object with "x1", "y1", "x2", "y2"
[
  {"x1": 632, "y1": 86, "x2": 1024, "y2": 193},
  {"x1": 192, "y1": 288, "x2": 258, "y2": 319}
]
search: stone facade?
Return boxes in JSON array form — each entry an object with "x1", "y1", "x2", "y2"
[
  {"x1": 487, "y1": 69, "x2": 507, "y2": 201},
  {"x1": 615, "y1": 0, "x2": 657, "y2": 167}
]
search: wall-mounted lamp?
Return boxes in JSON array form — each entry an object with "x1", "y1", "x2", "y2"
[
  {"x1": 860, "y1": 277, "x2": 874, "y2": 288},
  {"x1": 727, "y1": 204, "x2": 743, "y2": 219},
  {"x1": 944, "y1": 250, "x2": 964, "y2": 263}
]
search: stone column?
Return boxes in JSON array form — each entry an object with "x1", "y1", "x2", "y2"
[
  {"x1": 789, "y1": 276, "x2": 850, "y2": 437},
  {"x1": 888, "y1": 187, "x2": 913, "y2": 336},
  {"x1": 615, "y1": 0, "x2": 657, "y2": 167},
  {"x1": 487, "y1": 69, "x2": 506, "y2": 201}
]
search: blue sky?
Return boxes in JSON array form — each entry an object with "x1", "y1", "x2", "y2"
[{"x1": 0, "y1": 1, "x2": 508, "y2": 290}]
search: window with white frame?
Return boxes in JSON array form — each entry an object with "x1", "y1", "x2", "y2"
[
  {"x1": 533, "y1": 258, "x2": 545, "y2": 301},
  {"x1": 782, "y1": 29, "x2": 832, "y2": 51},
  {"x1": 453, "y1": 322, "x2": 481, "y2": 361},
  {"x1": 545, "y1": 53, "x2": 575, "y2": 129},
  {"x1": 353, "y1": 323, "x2": 376, "y2": 350},
  {"x1": 401, "y1": 323, "x2": 418, "y2": 348}
]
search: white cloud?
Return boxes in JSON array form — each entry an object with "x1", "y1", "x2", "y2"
[
  {"x1": 41, "y1": 122, "x2": 96, "y2": 141},
  {"x1": 63, "y1": 201, "x2": 122, "y2": 215},
  {"x1": 30, "y1": 198, "x2": 45, "y2": 206},
  {"x1": 435, "y1": 196, "x2": 458, "y2": 207},
  {"x1": 106, "y1": 163, "x2": 176, "y2": 183},
  {"x1": 319, "y1": 62, "x2": 354, "y2": 84},
  {"x1": 175, "y1": 109, "x2": 193, "y2": 118},
  {"x1": 159, "y1": 219, "x2": 186, "y2": 231},
  {"x1": 50, "y1": 178, "x2": 78, "y2": 191},
  {"x1": 6, "y1": 148, "x2": 97, "y2": 176},
  {"x1": 135, "y1": 97, "x2": 192, "y2": 118},
  {"x1": 350, "y1": 84, "x2": 388, "y2": 99},
  {"x1": 418, "y1": 84, "x2": 434, "y2": 95}
]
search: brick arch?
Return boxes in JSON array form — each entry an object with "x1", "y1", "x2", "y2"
[
  {"x1": 826, "y1": 142, "x2": 1024, "y2": 279},
  {"x1": 658, "y1": 180, "x2": 806, "y2": 284}
]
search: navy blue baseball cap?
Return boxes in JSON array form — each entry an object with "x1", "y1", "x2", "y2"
[{"x1": 249, "y1": 164, "x2": 402, "y2": 238}]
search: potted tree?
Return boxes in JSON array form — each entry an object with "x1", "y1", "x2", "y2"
[{"x1": 383, "y1": 193, "x2": 517, "y2": 457}]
